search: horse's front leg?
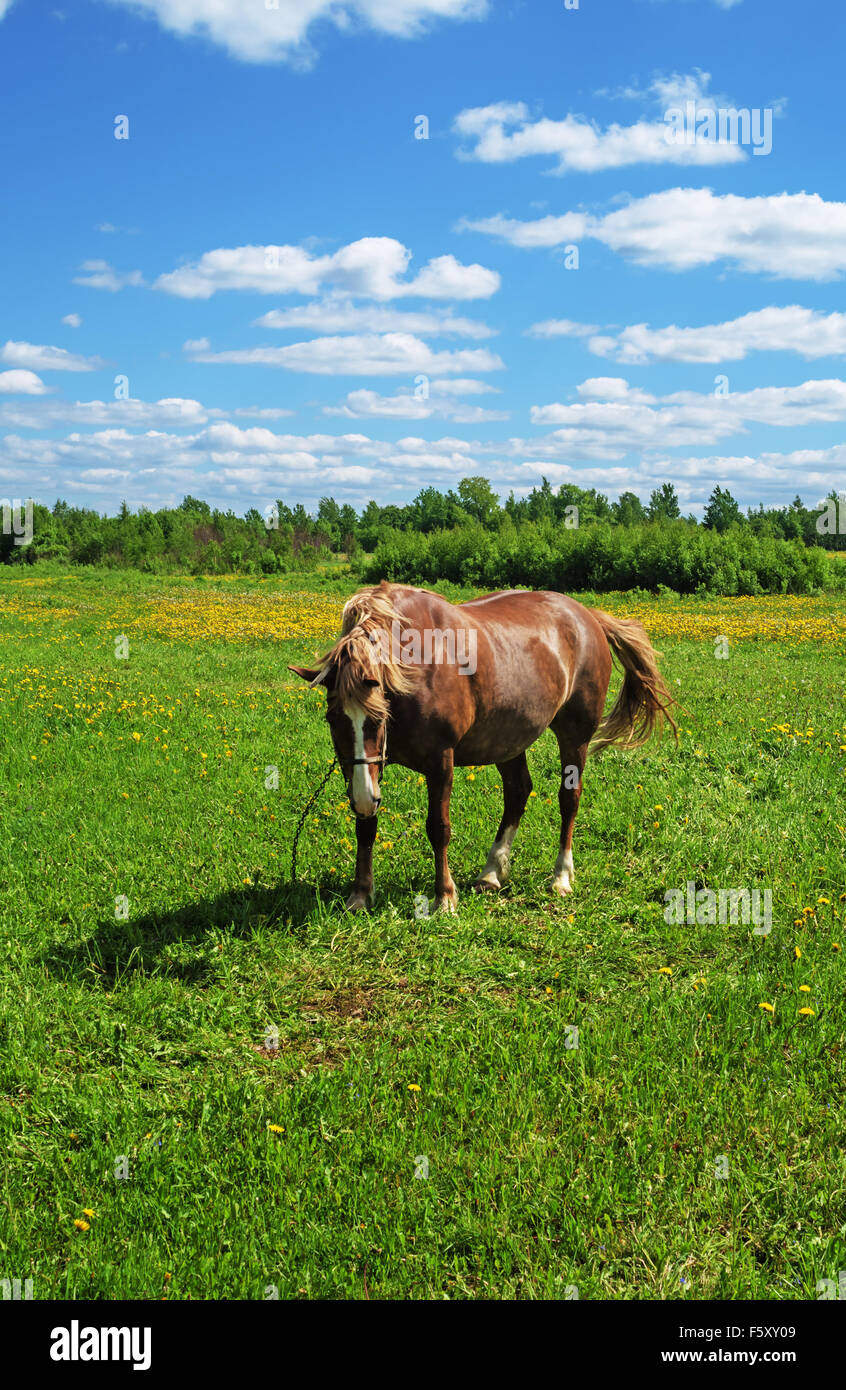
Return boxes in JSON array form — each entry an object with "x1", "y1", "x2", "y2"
[
  {"x1": 347, "y1": 813, "x2": 378, "y2": 911},
  {"x1": 426, "y1": 753, "x2": 458, "y2": 913}
]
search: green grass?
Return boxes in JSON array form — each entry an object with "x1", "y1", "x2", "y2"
[{"x1": 1, "y1": 570, "x2": 844, "y2": 1300}]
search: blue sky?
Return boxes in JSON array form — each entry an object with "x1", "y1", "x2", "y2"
[{"x1": 1, "y1": 0, "x2": 845, "y2": 517}]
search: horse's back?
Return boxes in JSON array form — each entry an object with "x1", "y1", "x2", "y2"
[{"x1": 394, "y1": 586, "x2": 610, "y2": 764}]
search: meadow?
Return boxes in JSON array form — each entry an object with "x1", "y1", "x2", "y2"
[{"x1": 1, "y1": 567, "x2": 844, "y2": 1300}]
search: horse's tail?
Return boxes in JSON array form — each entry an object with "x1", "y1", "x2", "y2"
[{"x1": 589, "y1": 610, "x2": 678, "y2": 755}]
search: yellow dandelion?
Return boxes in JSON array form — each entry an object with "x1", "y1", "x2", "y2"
[
  {"x1": 798, "y1": 1008, "x2": 815, "y2": 1017},
  {"x1": 758, "y1": 1002, "x2": 775, "y2": 1014},
  {"x1": 268, "y1": 1124, "x2": 284, "y2": 1134},
  {"x1": 74, "y1": 1219, "x2": 90, "y2": 1231},
  {"x1": 408, "y1": 1083, "x2": 421, "y2": 1092},
  {"x1": 658, "y1": 966, "x2": 672, "y2": 975},
  {"x1": 799, "y1": 984, "x2": 811, "y2": 993},
  {"x1": 131, "y1": 732, "x2": 141, "y2": 741}
]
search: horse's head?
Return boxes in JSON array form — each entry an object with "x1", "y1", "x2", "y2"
[{"x1": 290, "y1": 625, "x2": 389, "y2": 818}]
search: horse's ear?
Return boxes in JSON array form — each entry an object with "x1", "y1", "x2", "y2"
[
  {"x1": 289, "y1": 663, "x2": 333, "y2": 688},
  {"x1": 288, "y1": 664, "x2": 320, "y2": 683},
  {"x1": 288, "y1": 661, "x2": 325, "y2": 683}
]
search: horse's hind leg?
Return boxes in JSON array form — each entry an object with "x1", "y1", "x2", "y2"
[
  {"x1": 473, "y1": 752, "x2": 533, "y2": 891},
  {"x1": 551, "y1": 722, "x2": 591, "y2": 896}
]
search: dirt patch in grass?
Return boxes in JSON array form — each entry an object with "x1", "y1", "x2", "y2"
[{"x1": 302, "y1": 986, "x2": 376, "y2": 1021}]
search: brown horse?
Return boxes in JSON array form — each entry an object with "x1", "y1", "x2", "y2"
[{"x1": 290, "y1": 581, "x2": 676, "y2": 912}]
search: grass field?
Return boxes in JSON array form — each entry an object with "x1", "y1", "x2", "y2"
[{"x1": 1, "y1": 568, "x2": 845, "y2": 1300}]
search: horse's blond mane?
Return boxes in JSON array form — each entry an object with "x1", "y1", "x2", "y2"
[{"x1": 317, "y1": 582, "x2": 419, "y2": 721}]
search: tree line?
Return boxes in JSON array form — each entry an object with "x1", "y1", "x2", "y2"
[{"x1": 2, "y1": 480, "x2": 844, "y2": 594}]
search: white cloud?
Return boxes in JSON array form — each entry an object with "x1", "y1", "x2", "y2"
[
  {"x1": 0, "y1": 1, "x2": 16, "y2": 16},
  {"x1": 606, "y1": 69, "x2": 748, "y2": 112},
  {"x1": 458, "y1": 211, "x2": 588, "y2": 249},
  {"x1": 103, "y1": 0, "x2": 488, "y2": 65},
  {"x1": 526, "y1": 319, "x2": 599, "y2": 339},
  {"x1": 73, "y1": 260, "x2": 145, "y2": 291},
  {"x1": 325, "y1": 384, "x2": 509, "y2": 423},
  {"x1": 0, "y1": 395, "x2": 296, "y2": 431},
  {"x1": 184, "y1": 332, "x2": 504, "y2": 376},
  {"x1": 575, "y1": 378, "x2": 657, "y2": 404},
  {"x1": 453, "y1": 85, "x2": 747, "y2": 175},
  {"x1": 0, "y1": 370, "x2": 48, "y2": 395},
  {"x1": 62, "y1": 314, "x2": 83, "y2": 328},
  {"x1": 527, "y1": 376, "x2": 846, "y2": 458},
  {"x1": 0, "y1": 396, "x2": 215, "y2": 430},
  {"x1": 428, "y1": 377, "x2": 499, "y2": 395},
  {"x1": 461, "y1": 189, "x2": 846, "y2": 280},
  {"x1": 231, "y1": 406, "x2": 294, "y2": 419},
  {"x1": 156, "y1": 238, "x2": 499, "y2": 300},
  {"x1": 585, "y1": 306, "x2": 846, "y2": 364},
  {"x1": 408, "y1": 255, "x2": 499, "y2": 300},
  {"x1": 0, "y1": 340, "x2": 104, "y2": 372},
  {"x1": 7, "y1": 418, "x2": 846, "y2": 514},
  {"x1": 255, "y1": 298, "x2": 495, "y2": 338}
]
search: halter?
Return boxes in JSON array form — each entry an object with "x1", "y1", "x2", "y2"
[{"x1": 346, "y1": 720, "x2": 388, "y2": 772}]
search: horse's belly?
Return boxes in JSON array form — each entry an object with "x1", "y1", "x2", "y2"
[{"x1": 454, "y1": 710, "x2": 550, "y2": 766}]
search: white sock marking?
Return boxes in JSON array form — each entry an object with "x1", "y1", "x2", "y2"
[
  {"x1": 552, "y1": 846, "x2": 574, "y2": 895},
  {"x1": 478, "y1": 824, "x2": 516, "y2": 886}
]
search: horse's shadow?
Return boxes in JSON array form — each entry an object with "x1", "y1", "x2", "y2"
[{"x1": 42, "y1": 878, "x2": 338, "y2": 988}]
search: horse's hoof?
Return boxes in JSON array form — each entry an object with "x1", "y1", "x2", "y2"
[
  {"x1": 345, "y1": 892, "x2": 370, "y2": 912},
  {"x1": 472, "y1": 875, "x2": 501, "y2": 892},
  {"x1": 551, "y1": 878, "x2": 573, "y2": 897},
  {"x1": 436, "y1": 892, "x2": 458, "y2": 914}
]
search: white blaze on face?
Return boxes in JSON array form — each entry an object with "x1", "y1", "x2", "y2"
[{"x1": 346, "y1": 702, "x2": 380, "y2": 816}]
